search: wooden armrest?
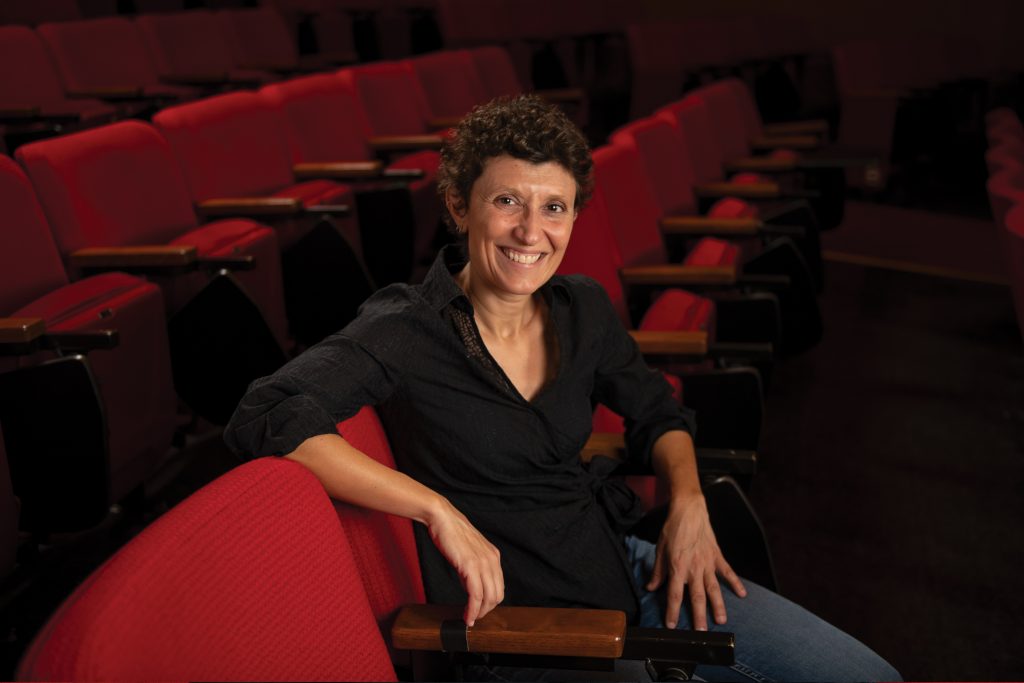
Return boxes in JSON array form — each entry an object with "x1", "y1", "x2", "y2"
[
  {"x1": 660, "y1": 216, "x2": 763, "y2": 236},
  {"x1": 382, "y1": 167, "x2": 426, "y2": 179},
  {"x1": 427, "y1": 116, "x2": 462, "y2": 130},
  {"x1": 392, "y1": 604, "x2": 626, "y2": 659},
  {"x1": 628, "y1": 330, "x2": 708, "y2": 356},
  {"x1": 761, "y1": 119, "x2": 829, "y2": 136},
  {"x1": 368, "y1": 135, "x2": 444, "y2": 152},
  {"x1": 69, "y1": 245, "x2": 198, "y2": 269},
  {"x1": 66, "y1": 86, "x2": 145, "y2": 100},
  {"x1": 620, "y1": 264, "x2": 738, "y2": 286},
  {"x1": 693, "y1": 182, "x2": 781, "y2": 199},
  {"x1": 750, "y1": 135, "x2": 819, "y2": 151},
  {"x1": 293, "y1": 160, "x2": 384, "y2": 180},
  {"x1": 723, "y1": 156, "x2": 798, "y2": 173},
  {"x1": 0, "y1": 318, "x2": 46, "y2": 345},
  {"x1": 196, "y1": 197, "x2": 303, "y2": 218},
  {"x1": 538, "y1": 87, "x2": 586, "y2": 103}
]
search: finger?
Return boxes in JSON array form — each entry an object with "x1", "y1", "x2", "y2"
[
  {"x1": 689, "y1": 583, "x2": 708, "y2": 631},
  {"x1": 717, "y1": 556, "x2": 747, "y2": 598},
  {"x1": 463, "y1": 571, "x2": 483, "y2": 627},
  {"x1": 645, "y1": 543, "x2": 666, "y2": 592},
  {"x1": 663, "y1": 569, "x2": 685, "y2": 630},
  {"x1": 705, "y1": 571, "x2": 727, "y2": 626}
]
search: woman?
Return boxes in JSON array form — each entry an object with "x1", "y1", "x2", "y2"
[{"x1": 225, "y1": 95, "x2": 899, "y2": 682}]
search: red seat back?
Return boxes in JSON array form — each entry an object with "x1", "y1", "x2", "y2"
[
  {"x1": 591, "y1": 143, "x2": 669, "y2": 268},
  {"x1": 215, "y1": 7, "x2": 298, "y2": 70},
  {"x1": 259, "y1": 72, "x2": 374, "y2": 164},
  {"x1": 135, "y1": 10, "x2": 237, "y2": 78},
  {"x1": 152, "y1": 91, "x2": 296, "y2": 202},
  {"x1": 0, "y1": 26, "x2": 70, "y2": 108},
  {"x1": 335, "y1": 407, "x2": 426, "y2": 632},
  {"x1": 655, "y1": 97, "x2": 727, "y2": 185},
  {"x1": 15, "y1": 121, "x2": 200, "y2": 259},
  {"x1": 17, "y1": 457, "x2": 397, "y2": 682},
  {"x1": 610, "y1": 116, "x2": 699, "y2": 216},
  {"x1": 407, "y1": 50, "x2": 487, "y2": 120},
  {"x1": 342, "y1": 61, "x2": 432, "y2": 136},
  {"x1": 35, "y1": 17, "x2": 163, "y2": 91},
  {"x1": 467, "y1": 45, "x2": 525, "y2": 100},
  {"x1": 687, "y1": 79, "x2": 752, "y2": 162},
  {"x1": 0, "y1": 156, "x2": 69, "y2": 314}
]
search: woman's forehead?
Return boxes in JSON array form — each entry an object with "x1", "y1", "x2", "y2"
[{"x1": 475, "y1": 155, "x2": 576, "y2": 193}]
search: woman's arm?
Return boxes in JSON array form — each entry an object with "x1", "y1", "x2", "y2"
[
  {"x1": 647, "y1": 430, "x2": 747, "y2": 631},
  {"x1": 286, "y1": 434, "x2": 505, "y2": 626}
]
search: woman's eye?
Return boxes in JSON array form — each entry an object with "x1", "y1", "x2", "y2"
[
  {"x1": 547, "y1": 203, "x2": 567, "y2": 213},
  {"x1": 496, "y1": 195, "x2": 516, "y2": 206}
]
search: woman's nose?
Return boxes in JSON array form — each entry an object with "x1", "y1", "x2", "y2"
[{"x1": 515, "y1": 207, "x2": 541, "y2": 245}]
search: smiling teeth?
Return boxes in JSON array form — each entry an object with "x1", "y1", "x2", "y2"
[{"x1": 503, "y1": 249, "x2": 542, "y2": 264}]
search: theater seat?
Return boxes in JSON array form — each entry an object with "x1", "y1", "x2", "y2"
[
  {"x1": 152, "y1": 91, "x2": 375, "y2": 345},
  {"x1": 593, "y1": 141, "x2": 821, "y2": 355},
  {"x1": 135, "y1": 10, "x2": 280, "y2": 92},
  {"x1": 0, "y1": 26, "x2": 117, "y2": 141},
  {"x1": 35, "y1": 17, "x2": 200, "y2": 106},
  {"x1": 258, "y1": 72, "x2": 443, "y2": 277},
  {"x1": 16, "y1": 457, "x2": 398, "y2": 682},
  {"x1": 0, "y1": 154, "x2": 177, "y2": 511}
]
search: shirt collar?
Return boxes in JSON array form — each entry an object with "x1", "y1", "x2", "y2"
[{"x1": 421, "y1": 244, "x2": 572, "y2": 312}]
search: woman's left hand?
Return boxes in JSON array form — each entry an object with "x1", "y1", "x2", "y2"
[{"x1": 645, "y1": 493, "x2": 747, "y2": 631}]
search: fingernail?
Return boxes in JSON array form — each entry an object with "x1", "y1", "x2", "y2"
[
  {"x1": 697, "y1": 625, "x2": 707, "y2": 631},
  {"x1": 666, "y1": 621, "x2": 676, "y2": 629}
]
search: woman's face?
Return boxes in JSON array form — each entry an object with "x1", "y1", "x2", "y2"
[{"x1": 449, "y1": 155, "x2": 576, "y2": 299}]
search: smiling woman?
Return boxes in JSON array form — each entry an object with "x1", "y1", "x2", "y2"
[{"x1": 223, "y1": 95, "x2": 900, "y2": 683}]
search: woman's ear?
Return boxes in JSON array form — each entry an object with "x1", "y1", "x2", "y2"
[{"x1": 445, "y1": 187, "x2": 467, "y2": 231}]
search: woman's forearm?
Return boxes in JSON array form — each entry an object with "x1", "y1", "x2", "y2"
[
  {"x1": 285, "y1": 433, "x2": 448, "y2": 526},
  {"x1": 650, "y1": 429, "x2": 702, "y2": 502}
]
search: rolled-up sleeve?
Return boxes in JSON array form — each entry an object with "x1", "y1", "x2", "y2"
[{"x1": 587, "y1": 283, "x2": 696, "y2": 470}]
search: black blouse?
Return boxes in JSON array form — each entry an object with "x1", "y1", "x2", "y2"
[{"x1": 224, "y1": 246, "x2": 695, "y2": 621}]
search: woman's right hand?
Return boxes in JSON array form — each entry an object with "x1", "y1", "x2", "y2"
[{"x1": 426, "y1": 499, "x2": 505, "y2": 627}]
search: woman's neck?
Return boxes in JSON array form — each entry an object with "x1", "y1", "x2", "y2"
[{"x1": 456, "y1": 264, "x2": 540, "y2": 341}]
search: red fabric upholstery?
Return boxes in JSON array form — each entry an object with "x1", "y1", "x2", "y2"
[
  {"x1": 215, "y1": 7, "x2": 300, "y2": 71},
  {"x1": 335, "y1": 408, "x2": 426, "y2": 631},
  {"x1": 17, "y1": 458, "x2": 397, "y2": 682},
  {"x1": 610, "y1": 116, "x2": 699, "y2": 216},
  {"x1": 655, "y1": 98, "x2": 728, "y2": 185},
  {"x1": 343, "y1": 61, "x2": 433, "y2": 136},
  {"x1": 0, "y1": 26, "x2": 115, "y2": 122},
  {"x1": 135, "y1": 10, "x2": 277, "y2": 85},
  {"x1": 0, "y1": 1, "x2": 81, "y2": 25},
  {"x1": 153, "y1": 89, "x2": 360, "y2": 253},
  {"x1": 683, "y1": 238, "x2": 740, "y2": 268},
  {"x1": 707, "y1": 196, "x2": 759, "y2": 219},
  {"x1": 407, "y1": 49, "x2": 487, "y2": 120},
  {"x1": 0, "y1": 156, "x2": 68, "y2": 314},
  {"x1": 688, "y1": 80, "x2": 753, "y2": 163},
  {"x1": 591, "y1": 143, "x2": 670, "y2": 268},
  {"x1": 0, "y1": 155, "x2": 177, "y2": 503},
  {"x1": 260, "y1": 73, "x2": 441, "y2": 262},
  {"x1": 468, "y1": 45, "x2": 526, "y2": 100},
  {"x1": 35, "y1": 17, "x2": 198, "y2": 100},
  {"x1": 15, "y1": 120, "x2": 289, "y2": 346},
  {"x1": 639, "y1": 288, "x2": 715, "y2": 334},
  {"x1": 152, "y1": 91, "x2": 298, "y2": 201}
]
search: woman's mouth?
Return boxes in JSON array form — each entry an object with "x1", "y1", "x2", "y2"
[{"x1": 501, "y1": 247, "x2": 543, "y2": 265}]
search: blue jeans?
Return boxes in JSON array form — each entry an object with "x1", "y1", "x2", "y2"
[{"x1": 466, "y1": 536, "x2": 901, "y2": 682}]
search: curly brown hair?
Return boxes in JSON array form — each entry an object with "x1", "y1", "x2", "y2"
[{"x1": 437, "y1": 94, "x2": 593, "y2": 231}]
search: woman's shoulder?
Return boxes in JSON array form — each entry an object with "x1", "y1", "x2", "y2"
[{"x1": 342, "y1": 282, "x2": 432, "y2": 340}]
